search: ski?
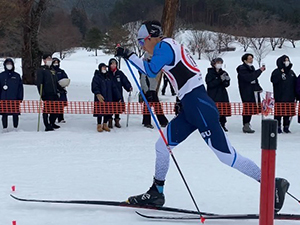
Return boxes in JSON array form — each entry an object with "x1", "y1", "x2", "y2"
[
  {"x1": 136, "y1": 211, "x2": 300, "y2": 221},
  {"x1": 10, "y1": 194, "x2": 214, "y2": 216}
]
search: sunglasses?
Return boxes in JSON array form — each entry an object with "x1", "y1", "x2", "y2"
[{"x1": 138, "y1": 34, "x2": 151, "y2": 46}]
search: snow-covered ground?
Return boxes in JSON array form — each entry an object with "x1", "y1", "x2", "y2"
[{"x1": 1, "y1": 42, "x2": 300, "y2": 225}]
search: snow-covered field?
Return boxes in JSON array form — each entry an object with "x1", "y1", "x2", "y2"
[{"x1": 1, "y1": 42, "x2": 300, "y2": 225}]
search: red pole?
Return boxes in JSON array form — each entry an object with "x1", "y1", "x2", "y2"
[{"x1": 259, "y1": 119, "x2": 278, "y2": 225}]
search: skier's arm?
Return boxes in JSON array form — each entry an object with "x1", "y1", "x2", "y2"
[{"x1": 128, "y1": 42, "x2": 174, "y2": 78}]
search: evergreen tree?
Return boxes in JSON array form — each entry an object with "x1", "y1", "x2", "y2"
[{"x1": 83, "y1": 28, "x2": 102, "y2": 56}]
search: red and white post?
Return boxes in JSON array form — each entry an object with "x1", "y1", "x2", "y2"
[{"x1": 259, "y1": 119, "x2": 278, "y2": 225}]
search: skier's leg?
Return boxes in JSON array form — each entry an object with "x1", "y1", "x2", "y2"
[
  {"x1": 196, "y1": 100, "x2": 261, "y2": 181},
  {"x1": 182, "y1": 87, "x2": 261, "y2": 181},
  {"x1": 154, "y1": 112, "x2": 197, "y2": 181},
  {"x1": 127, "y1": 111, "x2": 197, "y2": 206}
]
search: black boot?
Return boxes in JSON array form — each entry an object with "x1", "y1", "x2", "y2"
[
  {"x1": 45, "y1": 125, "x2": 54, "y2": 132},
  {"x1": 221, "y1": 123, "x2": 228, "y2": 132},
  {"x1": 275, "y1": 178, "x2": 290, "y2": 213},
  {"x1": 127, "y1": 179, "x2": 165, "y2": 207},
  {"x1": 51, "y1": 123, "x2": 60, "y2": 129},
  {"x1": 283, "y1": 126, "x2": 291, "y2": 133}
]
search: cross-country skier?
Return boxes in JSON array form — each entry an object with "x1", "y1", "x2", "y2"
[{"x1": 115, "y1": 20, "x2": 289, "y2": 213}]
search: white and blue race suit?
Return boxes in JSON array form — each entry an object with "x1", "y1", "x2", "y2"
[{"x1": 128, "y1": 38, "x2": 261, "y2": 182}]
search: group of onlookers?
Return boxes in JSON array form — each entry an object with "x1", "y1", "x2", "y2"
[
  {"x1": 206, "y1": 53, "x2": 300, "y2": 134},
  {"x1": 91, "y1": 58, "x2": 132, "y2": 132},
  {"x1": 0, "y1": 53, "x2": 300, "y2": 134}
]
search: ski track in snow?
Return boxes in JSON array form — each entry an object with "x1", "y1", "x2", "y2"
[{"x1": 1, "y1": 44, "x2": 300, "y2": 224}]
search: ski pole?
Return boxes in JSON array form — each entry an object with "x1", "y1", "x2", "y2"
[
  {"x1": 287, "y1": 191, "x2": 300, "y2": 204},
  {"x1": 124, "y1": 59, "x2": 205, "y2": 223},
  {"x1": 126, "y1": 91, "x2": 132, "y2": 127},
  {"x1": 37, "y1": 84, "x2": 43, "y2": 132}
]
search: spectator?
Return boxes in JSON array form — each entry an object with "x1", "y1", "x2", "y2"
[
  {"x1": 51, "y1": 57, "x2": 70, "y2": 123},
  {"x1": 271, "y1": 55, "x2": 297, "y2": 133},
  {"x1": 0, "y1": 58, "x2": 23, "y2": 132},
  {"x1": 161, "y1": 74, "x2": 175, "y2": 96},
  {"x1": 36, "y1": 53, "x2": 62, "y2": 132},
  {"x1": 92, "y1": 63, "x2": 121, "y2": 132},
  {"x1": 139, "y1": 54, "x2": 168, "y2": 128},
  {"x1": 205, "y1": 58, "x2": 231, "y2": 132},
  {"x1": 237, "y1": 53, "x2": 265, "y2": 133},
  {"x1": 108, "y1": 58, "x2": 132, "y2": 128}
]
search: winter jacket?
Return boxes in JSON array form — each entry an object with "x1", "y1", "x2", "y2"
[
  {"x1": 108, "y1": 58, "x2": 132, "y2": 102},
  {"x1": 0, "y1": 58, "x2": 24, "y2": 115},
  {"x1": 205, "y1": 67, "x2": 231, "y2": 117},
  {"x1": 271, "y1": 55, "x2": 297, "y2": 103},
  {"x1": 51, "y1": 66, "x2": 68, "y2": 102},
  {"x1": 296, "y1": 76, "x2": 300, "y2": 100},
  {"x1": 205, "y1": 68, "x2": 230, "y2": 103},
  {"x1": 36, "y1": 65, "x2": 62, "y2": 100},
  {"x1": 91, "y1": 66, "x2": 121, "y2": 116},
  {"x1": 237, "y1": 63, "x2": 263, "y2": 103}
]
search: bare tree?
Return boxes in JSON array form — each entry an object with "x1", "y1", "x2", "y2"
[
  {"x1": 250, "y1": 37, "x2": 266, "y2": 50},
  {"x1": 187, "y1": 30, "x2": 208, "y2": 60},
  {"x1": 278, "y1": 38, "x2": 286, "y2": 49},
  {"x1": 156, "y1": 0, "x2": 180, "y2": 91},
  {"x1": 237, "y1": 37, "x2": 252, "y2": 52},
  {"x1": 102, "y1": 26, "x2": 130, "y2": 54},
  {"x1": 269, "y1": 37, "x2": 280, "y2": 51},
  {"x1": 39, "y1": 11, "x2": 81, "y2": 59},
  {"x1": 124, "y1": 21, "x2": 144, "y2": 57},
  {"x1": 21, "y1": 0, "x2": 49, "y2": 84},
  {"x1": 203, "y1": 33, "x2": 223, "y2": 62},
  {"x1": 250, "y1": 40, "x2": 270, "y2": 67},
  {"x1": 218, "y1": 33, "x2": 233, "y2": 52}
]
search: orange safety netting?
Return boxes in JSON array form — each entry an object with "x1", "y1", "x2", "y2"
[{"x1": 0, "y1": 100, "x2": 299, "y2": 116}]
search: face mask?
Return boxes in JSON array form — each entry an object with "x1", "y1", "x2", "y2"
[
  {"x1": 46, "y1": 60, "x2": 52, "y2": 67},
  {"x1": 215, "y1": 64, "x2": 222, "y2": 69},
  {"x1": 284, "y1": 61, "x2": 290, "y2": 67},
  {"x1": 101, "y1": 69, "x2": 107, "y2": 74},
  {"x1": 6, "y1": 65, "x2": 13, "y2": 70},
  {"x1": 53, "y1": 63, "x2": 59, "y2": 67}
]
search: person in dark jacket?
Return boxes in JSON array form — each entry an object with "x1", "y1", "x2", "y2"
[
  {"x1": 205, "y1": 58, "x2": 231, "y2": 132},
  {"x1": 140, "y1": 53, "x2": 168, "y2": 128},
  {"x1": 108, "y1": 58, "x2": 132, "y2": 128},
  {"x1": 161, "y1": 74, "x2": 175, "y2": 96},
  {"x1": 0, "y1": 58, "x2": 24, "y2": 132},
  {"x1": 51, "y1": 57, "x2": 70, "y2": 123},
  {"x1": 36, "y1": 53, "x2": 62, "y2": 131},
  {"x1": 237, "y1": 53, "x2": 265, "y2": 133},
  {"x1": 271, "y1": 55, "x2": 297, "y2": 133},
  {"x1": 92, "y1": 63, "x2": 121, "y2": 132}
]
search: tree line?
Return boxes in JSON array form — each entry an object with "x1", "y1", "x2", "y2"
[{"x1": 0, "y1": 0, "x2": 299, "y2": 84}]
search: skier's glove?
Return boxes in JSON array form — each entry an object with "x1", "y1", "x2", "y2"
[
  {"x1": 174, "y1": 97, "x2": 182, "y2": 116},
  {"x1": 115, "y1": 47, "x2": 134, "y2": 59}
]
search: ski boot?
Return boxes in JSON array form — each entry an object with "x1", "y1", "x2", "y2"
[
  {"x1": 275, "y1": 178, "x2": 290, "y2": 213},
  {"x1": 127, "y1": 179, "x2": 165, "y2": 207}
]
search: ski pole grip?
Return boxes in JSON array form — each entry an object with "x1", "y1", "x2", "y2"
[{"x1": 261, "y1": 119, "x2": 277, "y2": 150}]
